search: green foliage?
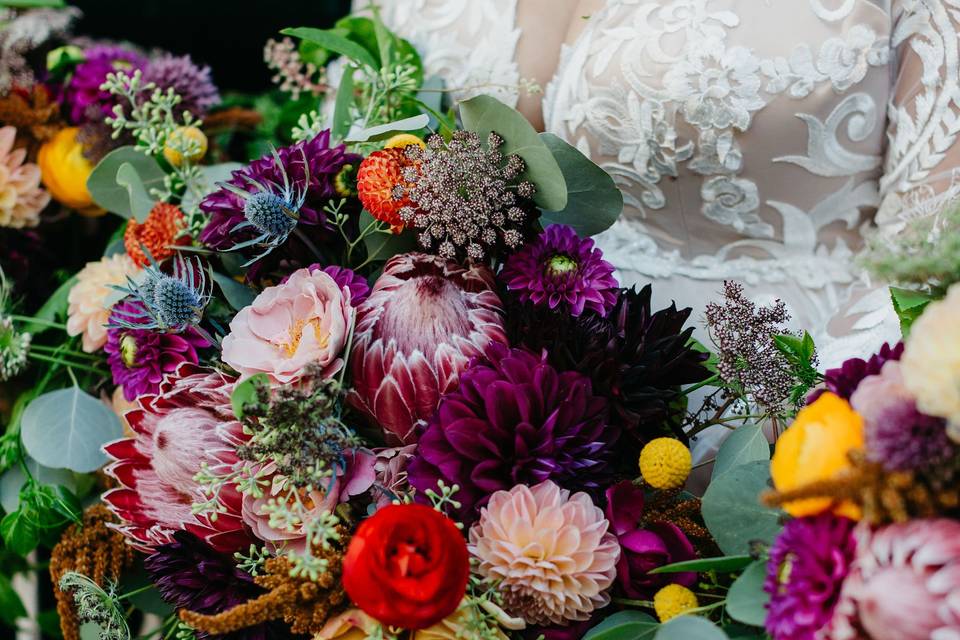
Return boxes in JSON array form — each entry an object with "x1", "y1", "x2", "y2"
[
  {"x1": 701, "y1": 460, "x2": 783, "y2": 556},
  {"x1": 1, "y1": 482, "x2": 81, "y2": 555},
  {"x1": 862, "y1": 203, "x2": 960, "y2": 289},
  {"x1": 655, "y1": 616, "x2": 729, "y2": 639},
  {"x1": 211, "y1": 272, "x2": 257, "y2": 312},
  {"x1": 345, "y1": 113, "x2": 430, "y2": 143},
  {"x1": 584, "y1": 611, "x2": 659, "y2": 640},
  {"x1": 890, "y1": 286, "x2": 934, "y2": 337},
  {"x1": 230, "y1": 373, "x2": 270, "y2": 420},
  {"x1": 648, "y1": 555, "x2": 754, "y2": 575},
  {"x1": 0, "y1": 573, "x2": 26, "y2": 626},
  {"x1": 712, "y1": 424, "x2": 770, "y2": 481},
  {"x1": 460, "y1": 94, "x2": 568, "y2": 211},
  {"x1": 87, "y1": 147, "x2": 166, "y2": 221},
  {"x1": 772, "y1": 331, "x2": 821, "y2": 407},
  {"x1": 725, "y1": 561, "x2": 770, "y2": 627}
]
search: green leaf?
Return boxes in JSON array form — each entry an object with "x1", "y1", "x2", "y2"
[
  {"x1": 20, "y1": 387, "x2": 124, "y2": 473},
  {"x1": 0, "y1": 573, "x2": 26, "y2": 625},
  {"x1": 712, "y1": 425, "x2": 770, "y2": 481},
  {"x1": 231, "y1": 374, "x2": 269, "y2": 420},
  {"x1": 87, "y1": 147, "x2": 166, "y2": 219},
  {"x1": 115, "y1": 162, "x2": 156, "y2": 222},
  {"x1": 655, "y1": 616, "x2": 728, "y2": 640},
  {"x1": 180, "y1": 163, "x2": 243, "y2": 214},
  {"x1": 49, "y1": 485, "x2": 82, "y2": 523},
  {"x1": 332, "y1": 64, "x2": 357, "y2": 142},
  {"x1": 333, "y1": 16, "x2": 380, "y2": 61},
  {"x1": 726, "y1": 561, "x2": 770, "y2": 627},
  {"x1": 122, "y1": 567, "x2": 174, "y2": 616},
  {"x1": 0, "y1": 509, "x2": 37, "y2": 556},
  {"x1": 648, "y1": 554, "x2": 754, "y2": 575},
  {"x1": 280, "y1": 27, "x2": 379, "y2": 69},
  {"x1": 37, "y1": 609, "x2": 63, "y2": 639},
  {"x1": 701, "y1": 460, "x2": 783, "y2": 555},
  {"x1": 721, "y1": 623, "x2": 767, "y2": 639},
  {"x1": 359, "y1": 210, "x2": 416, "y2": 264},
  {"x1": 0, "y1": 457, "x2": 78, "y2": 513},
  {"x1": 890, "y1": 286, "x2": 933, "y2": 337},
  {"x1": 539, "y1": 133, "x2": 623, "y2": 235},
  {"x1": 345, "y1": 114, "x2": 430, "y2": 143},
  {"x1": 459, "y1": 95, "x2": 567, "y2": 211},
  {"x1": 20, "y1": 275, "x2": 75, "y2": 335},
  {"x1": 584, "y1": 611, "x2": 659, "y2": 640},
  {"x1": 212, "y1": 271, "x2": 257, "y2": 311}
]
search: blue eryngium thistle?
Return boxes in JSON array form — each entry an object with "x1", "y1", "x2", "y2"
[
  {"x1": 217, "y1": 147, "x2": 309, "y2": 266},
  {"x1": 109, "y1": 253, "x2": 212, "y2": 335}
]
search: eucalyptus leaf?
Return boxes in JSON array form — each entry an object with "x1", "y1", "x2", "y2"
[
  {"x1": 281, "y1": 27, "x2": 379, "y2": 69},
  {"x1": 20, "y1": 387, "x2": 123, "y2": 473},
  {"x1": 726, "y1": 561, "x2": 770, "y2": 627},
  {"x1": 115, "y1": 162, "x2": 156, "y2": 222},
  {"x1": 345, "y1": 114, "x2": 430, "y2": 143},
  {"x1": 654, "y1": 616, "x2": 729, "y2": 640},
  {"x1": 459, "y1": 95, "x2": 567, "y2": 211},
  {"x1": 712, "y1": 425, "x2": 770, "y2": 481},
  {"x1": 539, "y1": 132, "x2": 622, "y2": 235},
  {"x1": 360, "y1": 210, "x2": 416, "y2": 263},
  {"x1": 212, "y1": 271, "x2": 257, "y2": 311},
  {"x1": 648, "y1": 554, "x2": 753, "y2": 575},
  {"x1": 181, "y1": 163, "x2": 243, "y2": 213},
  {"x1": 701, "y1": 460, "x2": 783, "y2": 555},
  {"x1": 20, "y1": 276, "x2": 75, "y2": 335},
  {"x1": 87, "y1": 147, "x2": 165, "y2": 219},
  {"x1": 584, "y1": 611, "x2": 659, "y2": 640}
]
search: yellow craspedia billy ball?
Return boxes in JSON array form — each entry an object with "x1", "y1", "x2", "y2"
[
  {"x1": 654, "y1": 584, "x2": 699, "y2": 622},
  {"x1": 384, "y1": 133, "x2": 426, "y2": 150},
  {"x1": 163, "y1": 126, "x2": 208, "y2": 167},
  {"x1": 639, "y1": 437, "x2": 692, "y2": 490}
]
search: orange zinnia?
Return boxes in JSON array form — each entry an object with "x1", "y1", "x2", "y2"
[
  {"x1": 124, "y1": 202, "x2": 188, "y2": 266},
  {"x1": 356, "y1": 147, "x2": 415, "y2": 230}
]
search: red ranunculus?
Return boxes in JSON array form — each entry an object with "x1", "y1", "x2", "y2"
[{"x1": 341, "y1": 503, "x2": 469, "y2": 630}]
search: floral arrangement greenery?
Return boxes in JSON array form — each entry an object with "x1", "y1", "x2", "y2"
[{"x1": 2, "y1": 3, "x2": 959, "y2": 640}]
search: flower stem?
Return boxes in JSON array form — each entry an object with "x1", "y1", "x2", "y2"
[
  {"x1": 27, "y1": 353, "x2": 108, "y2": 377},
  {"x1": 10, "y1": 315, "x2": 65, "y2": 329},
  {"x1": 611, "y1": 597, "x2": 654, "y2": 608}
]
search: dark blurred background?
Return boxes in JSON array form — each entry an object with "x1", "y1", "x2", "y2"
[{"x1": 70, "y1": 0, "x2": 352, "y2": 92}]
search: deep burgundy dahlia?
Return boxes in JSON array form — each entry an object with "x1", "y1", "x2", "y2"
[
  {"x1": 500, "y1": 224, "x2": 618, "y2": 317},
  {"x1": 506, "y1": 285, "x2": 710, "y2": 444},
  {"x1": 764, "y1": 514, "x2": 858, "y2": 640},
  {"x1": 142, "y1": 54, "x2": 220, "y2": 117},
  {"x1": 105, "y1": 299, "x2": 210, "y2": 401},
  {"x1": 145, "y1": 531, "x2": 275, "y2": 640},
  {"x1": 199, "y1": 131, "x2": 358, "y2": 281},
  {"x1": 64, "y1": 44, "x2": 147, "y2": 124},
  {"x1": 808, "y1": 341, "x2": 904, "y2": 403},
  {"x1": 407, "y1": 342, "x2": 616, "y2": 523}
]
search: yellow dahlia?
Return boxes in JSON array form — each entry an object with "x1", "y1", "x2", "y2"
[
  {"x1": 639, "y1": 437, "x2": 692, "y2": 490},
  {"x1": 66, "y1": 254, "x2": 140, "y2": 352},
  {"x1": 0, "y1": 125, "x2": 49, "y2": 228},
  {"x1": 654, "y1": 584, "x2": 699, "y2": 622},
  {"x1": 901, "y1": 283, "x2": 960, "y2": 441}
]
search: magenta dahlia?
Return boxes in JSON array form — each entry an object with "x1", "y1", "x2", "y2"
[
  {"x1": 500, "y1": 224, "x2": 618, "y2": 317},
  {"x1": 764, "y1": 514, "x2": 858, "y2": 640},
  {"x1": 281, "y1": 263, "x2": 370, "y2": 306},
  {"x1": 407, "y1": 342, "x2": 616, "y2": 523},
  {"x1": 808, "y1": 341, "x2": 903, "y2": 403},
  {"x1": 64, "y1": 44, "x2": 147, "y2": 124},
  {"x1": 102, "y1": 364, "x2": 253, "y2": 553},
  {"x1": 348, "y1": 252, "x2": 507, "y2": 445},
  {"x1": 105, "y1": 299, "x2": 209, "y2": 401}
]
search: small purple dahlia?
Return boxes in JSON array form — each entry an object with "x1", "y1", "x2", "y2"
[
  {"x1": 282, "y1": 263, "x2": 370, "y2": 306},
  {"x1": 809, "y1": 341, "x2": 904, "y2": 404},
  {"x1": 407, "y1": 342, "x2": 616, "y2": 523},
  {"x1": 105, "y1": 299, "x2": 209, "y2": 401},
  {"x1": 500, "y1": 224, "x2": 618, "y2": 317},
  {"x1": 142, "y1": 54, "x2": 220, "y2": 117},
  {"x1": 144, "y1": 530, "x2": 275, "y2": 640},
  {"x1": 64, "y1": 44, "x2": 147, "y2": 124},
  {"x1": 764, "y1": 514, "x2": 858, "y2": 640}
]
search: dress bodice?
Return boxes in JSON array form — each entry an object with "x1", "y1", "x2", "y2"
[{"x1": 367, "y1": 0, "x2": 960, "y2": 366}]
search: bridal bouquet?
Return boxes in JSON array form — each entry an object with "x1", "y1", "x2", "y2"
[{"x1": 2, "y1": 5, "x2": 959, "y2": 640}]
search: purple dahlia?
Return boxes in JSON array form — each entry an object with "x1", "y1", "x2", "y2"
[
  {"x1": 808, "y1": 341, "x2": 903, "y2": 403},
  {"x1": 764, "y1": 514, "x2": 858, "y2": 640},
  {"x1": 142, "y1": 54, "x2": 220, "y2": 117},
  {"x1": 282, "y1": 263, "x2": 370, "y2": 306},
  {"x1": 105, "y1": 299, "x2": 209, "y2": 401},
  {"x1": 500, "y1": 224, "x2": 618, "y2": 317},
  {"x1": 407, "y1": 342, "x2": 616, "y2": 523},
  {"x1": 64, "y1": 44, "x2": 147, "y2": 124},
  {"x1": 199, "y1": 131, "x2": 358, "y2": 281},
  {"x1": 144, "y1": 530, "x2": 276, "y2": 640}
]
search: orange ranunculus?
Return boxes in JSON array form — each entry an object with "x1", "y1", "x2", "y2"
[
  {"x1": 38, "y1": 127, "x2": 102, "y2": 216},
  {"x1": 770, "y1": 392, "x2": 864, "y2": 519}
]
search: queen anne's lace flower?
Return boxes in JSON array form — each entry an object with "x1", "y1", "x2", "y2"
[
  {"x1": 469, "y1": 481, "x2": 620, "y2": 626},
  {"x1": 66, "y1": 254, "x2": 140, "y2": 353},
  {"x1": 0, "y1": 125, "x2": 49, "y2": 228}
]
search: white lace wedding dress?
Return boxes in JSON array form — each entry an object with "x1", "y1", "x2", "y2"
[{"x1": 365, "y1": 0, "x2": 960, "y2": 369}]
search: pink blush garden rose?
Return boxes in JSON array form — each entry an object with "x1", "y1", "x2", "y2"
[{"x1": 222, "y1": 267, "x2": 354, "y2": 384}]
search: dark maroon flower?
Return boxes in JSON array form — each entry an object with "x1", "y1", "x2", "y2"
[
  {"x1": 808, "y1": 341, "x2": 904, "y2": 403},
  {"x1": 144, "y1": 530, "x2": 276, "y2": 640},
  {"x1": 104, "y1": 299, "x2": 210, "y2": 401},
  {"x1": 64, "y1": 44, "x2": 147, "y2": 124},
  {"x1": 407, "y1": 342, "x2": 616, "y2": 523},
  {"x1": 764, "y1": 514, "x2": 857, "y2": 640},
  {"x1": 142, "y1": 54, "x2": 220, "y2": 117},
  {"x1": 604, "y1": 481, "x2": 696, "y2": 599},
  {"x1": 500, "y1": 224, "x2": 618, "y2": 317},
  {"x1": 525, "y1": 618, "x2": 596, "y2": 640}
]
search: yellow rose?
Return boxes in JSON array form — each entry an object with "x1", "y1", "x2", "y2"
[
  {"x1": 38, "y1": 127, "x2": 102, "y2": 216},
  {"x1": 770, "y1": 392, "x2": 864, "y2": 519}
]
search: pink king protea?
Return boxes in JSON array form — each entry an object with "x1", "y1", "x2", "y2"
[{"x1": 349, "y1": 252, "x2": 507, "y2": 445}]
